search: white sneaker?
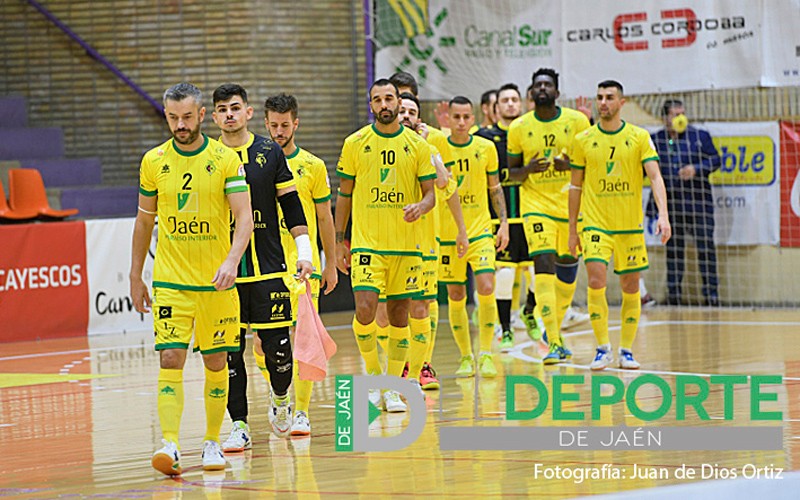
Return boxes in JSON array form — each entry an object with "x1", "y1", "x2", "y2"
[
  {"x1": 291, "y1": 410, "x2": 311, "y2": 436},
  {"x1": 152, "y1": 439, "x2": 182, "y2": 476},
  {"x1": 269, "y1": 395, "x2": 293, "y2": 438},
  {"x1": 368, "y1": 388, "x2": 382, "y2": 408},
  {"x1": 222, "y1": 421, "x2": 251, "y2": 452},
  {"x1": 511, "y1": 310, "x2": 525, "y2": 330},
  {"x1": 618, "y1": 348, "x2": 641, "y2": 370},
  {"x1": 201, "y1": 440, "x2": 226, "y2": 471},
  {"x1": 494, "y1": 322, "x2": 503, "y2": 341},
  {"x1": 382, "y1": 390, "x2": 407, "y2": 412},
  {"x1": 590, "y1": 345, "x2": 613, "y2": 371},
  {"x1": 561, "y1": 307, "x2": 591, "y2": 330}
]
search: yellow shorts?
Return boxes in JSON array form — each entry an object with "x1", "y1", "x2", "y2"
[
  {"x1": 439, "y1": 236, "x2": 496, "y2": 285},
  {"x1": 289, "y1": 277, "x2": 321, "y2": 325},
  {"x1": 152, "y1": 287, "x2": 240, "y2": 354},
  {"x1": 582, "y1": 230, "x2": 649, "y2": 274},
  {"x1": 523, "y1": 214, "x2": 578, "y2": 259},
  {"x1": 419, "y1": 257, "x2": 439, "y2": 300},
  {"x1": 351, "y1": 252, "x2": 422, "y2": 300}
]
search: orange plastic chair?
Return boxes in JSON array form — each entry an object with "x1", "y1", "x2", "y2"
[
  {"x1": 8, "y1": 168, "x2": 79, "y2": 219},
  {"x1": 0, "y1": 177, "x2": 38, "y2": 220}
]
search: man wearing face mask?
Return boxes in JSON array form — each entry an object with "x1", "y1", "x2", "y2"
[{"x1": 650, "y1": 99, "x2": 721, "y2": 307}]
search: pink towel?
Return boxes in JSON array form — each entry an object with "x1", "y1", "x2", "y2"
[{"x1": 295, "y1": 282, "x2": 337, "y2": 382}]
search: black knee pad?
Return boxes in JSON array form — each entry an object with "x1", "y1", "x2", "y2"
[{"x1": 258, "y1": 328, "x2": 293, "y2": 372}]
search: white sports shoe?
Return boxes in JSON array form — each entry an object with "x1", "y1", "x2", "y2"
[
  {"x1": 408, "y1": 379, "x2": 425, "y2": 401},
  {"x1": 152, "y1": 439, "x2": 182, "y2": 476},
  {"x1": 368, "y1": 388, "x2": 382, "y2": 408},
  {"x1": 222, "y1": 421, "x2": 251, "y2": 452},
  {"x1": 561, "y1": 307, "x2": 591, "y2": 330},
  {"x1": 382, "y1": 390, "x2": 407, "y2": 412},
  {"x1": 590, "y1": 345, "x2": 613, "y2": 371},
  {"x1": 291, "y1": 410, "x2": 311, "y2": 436},
  {"x1": 270, "y1": 395, "x2": 293, "y2": 438},
  {"x1": 510, "y1": 310, "x2": 525, "y2": 330},
  {"x1": 202, "y1": 440, "x2": 226, "y2": 471},
  {"x1": 618, "y1": 348, "x2": 641, "y2": 370}
]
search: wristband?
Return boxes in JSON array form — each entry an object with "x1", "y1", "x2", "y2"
[{"x1": 295, "y1": 233, "x2": 313, "y2": 264}]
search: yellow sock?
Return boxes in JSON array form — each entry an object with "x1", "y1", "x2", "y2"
[
  {"x1": 293, "y1": 358, "x2": 313, "y2": 414},
  {"x1": 387, "y1": 325, "x2": 410, "y2": 377},
  {"x1": 376, "y1": 323, "x2": 389, "y2": 352},
  {"x1": 448, "y1": 296, "x2": 472, "y2": 356},
  {"x1": 426, "y1": 301, "x2": 438, "y2": 362},
  {"x1": 512, "y1": 267, "x2": 523, "y2": 310},
  {"x1": 476, "y1": 292, "x2": 496, "y2": 352},
  {"x1": 620, "y1": 291, "x2": 641, "y2": 350},
  {"x1": 535, "y1": 273, "x2": 560, "y2": 344},
  {"x1": 587, "y1": 287, "x2": 609, "y2": 346},
  {"x1": 407, "y1": 317, "x2": 430, "y2": 380},
  {"x1": 353, "y1": 318, "x2": 382, "y2": 375},
  {"x1": 157, "y1": 368, "x2": 184, "y2": 445},
  {"x1": 253, "y1": 344, "x2": 271, "y2": 384},
  {"x1": 204, "y1": 365, "x2": 228, "y2": 443},
  {"x1": 555, "y1": 278, "x2": 577, "y2": 329}
]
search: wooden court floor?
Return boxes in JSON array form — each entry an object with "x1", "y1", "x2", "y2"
[{"x1": 1, "y1": 307, "x2": 799, "y2": 498}]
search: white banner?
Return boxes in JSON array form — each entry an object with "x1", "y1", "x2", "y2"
[
  {"x1": 86, "y1": 218, "x2": 154, "y2": 335},
  {"x1": 375, "y1": 0, "x2": 561, "y2": 101},
  {"x1": 760, "y1": 0, "x2": 800, "y2": 87},
  {"x1": 375, "y1": 1, "x2": 785, "y2": 99},
  {"x1": 561, "y1": 0, "x2": 763, "y2": 97},
  {"x1": 644, "y1": 121, "x2": 780, "y2": 247}
]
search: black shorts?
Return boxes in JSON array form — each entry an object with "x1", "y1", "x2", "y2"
[
  {"x1": 237, "y1": 278, "x2": 292, "y2": 330},
  {"x1": 495, "y1": 223, "x2": 531, "y2": 266}
]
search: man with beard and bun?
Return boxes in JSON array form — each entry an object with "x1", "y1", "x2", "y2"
[
  {"x1": 398, "y1": 91, "x2": 469, "y2": 390},
  {"x1": 475, "y1": 83, "x2": 540, "y2": 352},
  {"x1": 264, "y1": 92, "x2": 338, "y2": 436},
  {"x1": 569, "y1": 80, "x2": 671, "y2": 370},
  {"x1": 131, "y1": 82, "x2": 254, "y2": 475},
  {"x1": 335, "y1": 79, "x2": 436, "y2": 411},
  {"x1": 507, "y1": 68, "x2": 591, "y2": 364},
  {"x1": 441, "y1": 96, "x2": 509, "y2": 378},
  {"x1": 210, "y1": 83, "x2": 313, "y2": 448}
]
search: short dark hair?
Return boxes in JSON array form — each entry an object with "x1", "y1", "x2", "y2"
[
  {"x1": 399, "y1": 92, "x2": 420, "y2": 111},
  {"x1": 526, "y1": 82, "x2": 535, "y2": 98},
  {"x1": 598, "y1": 80, "x2": 624, "y2": 95},
  {"x1": 449, "y1": 95, "x2": 472, "y2": 107},
  {"x1": 369, "y1": 78, "x2": 399, "y2": 98},
  {"x1": 497, "y1": 83, "x2": 521, "y2": 98},
  {"x1": 264, "y1": 93, "x2": 299, "y2": 120},
  {"x1": 213, "y1": 83, "x2": 247, "y2": 105},
  {"x1": 662, "y1": 99, "x2": 684, "y2": 117},
  {"x1": 389, "y1": 71, "x2": 418, "y2": 96},
  {"x1": 532, "y1": 68, "x2": 560, "y2": 90},
  {"x1": 480, "y1": 89, "x2": 497, "y2": 106}
]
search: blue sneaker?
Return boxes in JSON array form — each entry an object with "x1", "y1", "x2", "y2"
[
  {"x1": 618, "y1": 348, "x2": 641, "y2": 369},
  {"x1": 543, "y1": 343, "x2": 572, "y2": 365}
]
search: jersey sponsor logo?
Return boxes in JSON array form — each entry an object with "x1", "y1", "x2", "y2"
[
  {"x1": 380, "y1": 167, "x2": 397, "y2": 185},
  {"x1": 158, "y1": 306, "x2": 173, "y2": 319},
  {"x1": 591, "y1": 234, "x2": 601, "y2": 242},
  {"x1": 270, "y1": 291, "x2": 291, "y2": 300},
  {"x1": 177, "y1": 192, "x2": 199, "y2": 212},
  {"x1": 359, "y1": 255, "x2": 371, "y2": 266},
  {"x1": 206, "y1": 163, "x2": 217, "y2": 175},
  {"x1": 599, "y1": 178, "x2": 631, "y2": 193},
  {"x1": 606, "y1": 161, "x2": 616, "y2": 175},
  {"x1": 441, "y1": 255, "x2": 450, "y2": 265},
  {"x1": 218, "y1": 315, "x2": 238, "y2": 325},
  {"x1": 166, "y1": 216, "x2": 212, "y2": 237},
  {"x1": 533, "y1": 222, "x2": 544, "y2": 233},
  {"x1": 212, "y1": 330, "x2": 226, "y2": 345}
]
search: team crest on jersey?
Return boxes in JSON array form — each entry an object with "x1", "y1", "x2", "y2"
[
  {"x1": 255, "y1": 152, "x2": 266, "y2": 167},
  {"x1": 205, "y1": 163, "x2": 216, "y2": 175},
  {"x1": 403, "y1": 144, "x2": 411, "y2": 155},
  {"x1": 296, "y1": 166, "x2": 305, "y2": 178},
  {"x1": 592, "y1": 142, "x2": 599, "y2": 149}
]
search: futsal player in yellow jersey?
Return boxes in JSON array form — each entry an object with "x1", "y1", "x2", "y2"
[
  {"x1": 130, "y1": 83, "x2": 254, "y2": 475},
  {"x1": 265, "y1": 93, "x2": 338, "y2": 436},
  {"x1": 568, "y1": 80, "x2": 671, "y2": 370},
  {"x1": 440, "y1": 96, "x2": 509, "y2": 379},
  {"x1": 398, "y1": 92, "x2": 469, "y2": 391},
  {"x1": 507, "y1": 68, "x2": 591, "y2": 364},
  {"x1": 335, "y1": 79, "x2": 436, "y2": 412}
]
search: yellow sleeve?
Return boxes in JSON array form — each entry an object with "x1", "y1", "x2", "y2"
[
  {"x1": 138, "y1": 155, "x2": 157, "y2": 196},
  {"x1": 507, "y1": 121, "x2": 523, "y2": 157},
  {"x1": 336, "y1": 138, "x2": 356, "y2": 180},
  {"x1": 224, "y1": 150, "x2": 248, "y2": 195},
  {"x1": 570, "y1": 133, "x2": 587, "y2": 170},
  {"x1": 575, "y1": 113, "x2": 592, "y2": 135},
  {"x1": 311, "y1": 158, "x2": 332, "y2": 203},
  {"x1": 641, "y1": 130, "x2": 660, "y2": 164},
  {"x1": 417, "y1": 142, "x2": 436, "y2": 181},
  {"x1": 438, "y1": 175, "x2": 458, "y2": 200},
  {"x1": 485, "y1": 142, "x2": 499, "y2": 175}
]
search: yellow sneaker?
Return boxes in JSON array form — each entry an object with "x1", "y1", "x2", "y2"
[
  {"x1": 455, "y1": 354, "x2": 475, "y2": 377},
  {"x1": 478, "y1": 353, "x2": 497, "y2": 378}
]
